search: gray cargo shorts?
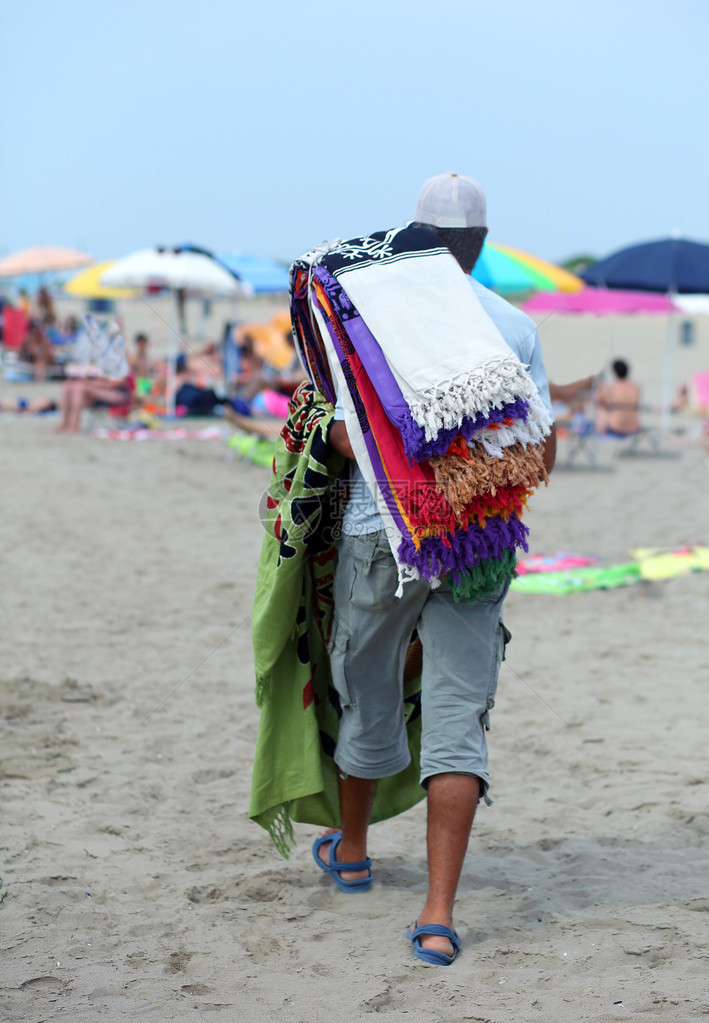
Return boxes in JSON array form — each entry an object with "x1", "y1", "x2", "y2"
[{"x1": 328, "y1": 530, "x2": 510, "y2": 801}]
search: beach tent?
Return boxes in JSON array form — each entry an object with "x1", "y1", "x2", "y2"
[
  {"x1": 522, "y1": 287, "x2": 677, "y2": 316},
  {"x1": 583, "y1": 237, "x2": 709, "y2": 428}
]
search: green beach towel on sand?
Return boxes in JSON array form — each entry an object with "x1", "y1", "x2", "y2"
[{"x1": 249, "y1": 382, "x2": 425, "y2": 857}]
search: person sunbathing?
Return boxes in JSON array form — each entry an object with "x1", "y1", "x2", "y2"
[
  {"x1": 223, "y1": 404, "x2": 285, "y2": 438},
  {"x1": 0, "y1": 396, "x2": 58, "y2": 414},
  {"x1": 595, "y1": 360, "x2": 641, "y2": 435}
]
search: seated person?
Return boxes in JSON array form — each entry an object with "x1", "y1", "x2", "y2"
[
  {"x1": 62, "y1": 315, "x2": 81, "y2": 342},
  {"x1": 232, "y1": 335, "x2": 267, "y2": 401},
  {"x1": 191, "y1": 340, "x2": 224, "y2": 381},
  {"x1": 674, "y1": 372, "x2": 709, "y2": 416},
  {"x1": 128, "y1": 333, "x2": 156, "y2": 392},
  {"x1": 169, "y1": 353, "x2": 222, "y2": 416},
  {"x1": 56, "y1": 374, "x2": 133, "y2": 433},
  {"x1": 229, "y1": 331, "x2": 305, "y2": 417},
  {"x1": 20, "y1": 320, "x2": 55, "y2": 381},
  {"x1": 595, "y1": 359, "x2": 640, "y2": 436},
  {"x1": 272, "y1": 331, "x2": 307, "y2": 396},
  {"x1": 55, "y1": 314, "x2": 133, "y2": 431},
  {"x1": 37, "y1": 285, "x2": 56, "y2": 326}
]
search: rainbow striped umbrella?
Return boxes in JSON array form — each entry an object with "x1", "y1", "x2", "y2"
[{"x1": 473, "y1": 241, "x2": 583, "y2": 294}]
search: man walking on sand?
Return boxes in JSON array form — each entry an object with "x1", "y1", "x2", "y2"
[{"x1": 312, "y1": 173, "x2": 556, "y2": 965}]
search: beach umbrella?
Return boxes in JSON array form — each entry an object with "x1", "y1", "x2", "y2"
[
  {"x1": 64, "y1": 261, "x2": 139, "y2": 300},
  {"x1": 582, "y1": 237, "x2": 709, "y2": 427},
  {"x1": 102, "y1": 248, "x2": 245, "y2": 416},
  {"x1": 101, "y1": 248, "x2": 242, "y2": 295},
  {"x1": 176, "y1": 244, "x2": 286, "y2": 294},
  {"x1": 473, "y1": 241, "x2": 583, "y2": 294},
  {"x1": 216, "y1": 251, "x2": 289, "y2": 293},
  {"x1": 582, "y1": 237, "x2": 709, "y2": 294},
  {"x1": 522, "y1": 286, "x2": 678, "y2": 316},
  {"x1": 0, "y1": 246, "x2": 93, "y2": 278}
]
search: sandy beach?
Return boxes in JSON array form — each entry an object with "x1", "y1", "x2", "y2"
[{"x1": 2, "y1": 315, "x2": 709, "y2": 1022}]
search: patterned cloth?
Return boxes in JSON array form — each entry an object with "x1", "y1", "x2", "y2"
[
  {"x1": 71, "y1": 315, "x2": 129, "y2": 380},
  {"x1": 290, "y1": 225, "x2": 553, "y2": 602},
  {"x1": 249, "y1": 383, "x2": 425, "y2": 856}
]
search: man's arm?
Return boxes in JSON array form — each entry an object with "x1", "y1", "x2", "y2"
[
  {"x1": 549, "y1": 376, "x2": 594, "y2": 403},
  {"x1": 542, "y1": 423, "x2": 557, "y2": 474},
  {"x1": 329, "y1": 419, "x2": 355, "y2": 459}
]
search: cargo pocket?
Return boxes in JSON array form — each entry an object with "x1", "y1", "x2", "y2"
[
  {"x1": 482, "y1": 620, "x2": 510, "y2": 730},
  {"x1": 327, "y1": 617, "x2": 355, "y2": 709},
  {"x1": 349, "y1": 542, "x2": 398, "y2": 611}
]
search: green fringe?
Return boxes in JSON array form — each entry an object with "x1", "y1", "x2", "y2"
[
  {"x1": 263, "y1": 803, "x2": 296, "y2": 859},
  {"x1": 449, "y1": 552, "x2": 518, "y2": 604}
]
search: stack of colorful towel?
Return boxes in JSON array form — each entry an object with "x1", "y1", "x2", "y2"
[{"x1": 290, "y1": 224, "x2": 553, "y2": 601}]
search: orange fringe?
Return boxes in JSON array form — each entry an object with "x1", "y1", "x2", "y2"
[{"x1": 431, "y1": 442, "x2": 549, "y2": 512}]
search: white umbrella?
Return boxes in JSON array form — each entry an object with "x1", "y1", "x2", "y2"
[
  {"x1": 101, "y1": 248, "x2": 244, "y2": 295},
  {"x1": 101, "y1": 249, "x2": 247, "y2": 415}
]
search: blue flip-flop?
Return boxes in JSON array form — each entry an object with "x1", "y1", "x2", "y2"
[
  {"x1": 407, "y1": 921, "x2": 460, "y2": 966},
  {"x1": 312, "y1": 831, "x2": 373, "y2": 893}
]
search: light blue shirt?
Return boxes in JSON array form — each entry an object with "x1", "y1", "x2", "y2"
[{"x1": 334, "y1": 276, "x2": 553, "y2": 535}]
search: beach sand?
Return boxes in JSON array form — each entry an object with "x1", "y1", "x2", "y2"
[{"x1": 1, "y1": 319, "x2": 709, "y2": 1021}]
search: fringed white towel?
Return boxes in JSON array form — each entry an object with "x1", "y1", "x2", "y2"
[{"x1": 322, "y1": 225, "x2": 549, "y2": 444}]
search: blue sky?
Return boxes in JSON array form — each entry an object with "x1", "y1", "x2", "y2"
[{"x1": 1, "y1": 0, "x2": 706, "y2": 265}]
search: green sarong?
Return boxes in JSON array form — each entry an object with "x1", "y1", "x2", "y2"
[{"x1": 249, "y1": 383, "x2": 425, "y2": 857}]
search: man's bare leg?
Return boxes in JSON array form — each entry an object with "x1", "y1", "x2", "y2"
[
  {"x1": 317, "y1": 773, "x2": 377, "y2": 882},
  {"x1": 415, "y1": 773, "x2": 479, "y2": 956}
]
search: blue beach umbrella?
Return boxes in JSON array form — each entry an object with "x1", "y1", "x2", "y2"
[
  {"x1": 582, "y1": 237, "x2": 709, "y2": 294},
  {"x1": 216, "y1": 251, "x2": 289, "y2": 294},
  {"x1": 176, "y1": 244, "x2": 289, "y2": 294},
  {"x1": 583, "y1": 237, "x2": 709, "y2": 428}
]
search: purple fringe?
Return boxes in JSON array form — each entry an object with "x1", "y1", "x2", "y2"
[
  {"x1": 399, "y1": 397, "x2": 531, "y2": 462},
  {"x1": 397, "y1": 515, "x2": 529, "y2": 583}
]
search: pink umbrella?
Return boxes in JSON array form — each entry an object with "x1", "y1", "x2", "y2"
[
  {"x1": 522, "y1": 286, "x2": 677, "y2": 316},
  {"x1": 0, "y1": 246, "x2": 93, "y2": 278}
]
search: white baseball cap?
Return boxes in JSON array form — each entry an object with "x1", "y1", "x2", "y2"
[{"x1": 414, "y1": 172, "x2": 487, "y2": 229}]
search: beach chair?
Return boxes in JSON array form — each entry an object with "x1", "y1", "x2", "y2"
[
  {"x1": 556, "y1": 413, "x2": 599, "y2": 466},
  {"x1": 610, "y1": 425, "x2": 661, "y2": 457},
  {"x1": 557, "y1": 410, "x2": 663, "y2": 466}
]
